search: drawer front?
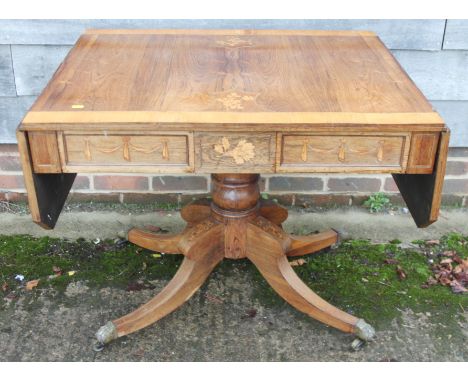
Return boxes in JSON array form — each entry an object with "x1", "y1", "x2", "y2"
[
  {"x1": 278, "y1": 133, "x2": 410, "y2": 173},
  {"x1": 406, "y1": 133, "x2": 440, "y2": 174},
  {"x1": 59, "y1": 132, "x2": 194, "y2": 173},
  {"x1": 195, "y1": 132, "x2": 276, "y2": 173}
]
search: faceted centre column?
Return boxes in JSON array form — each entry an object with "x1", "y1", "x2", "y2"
[{"x1": 210, "y1": 174, "x2": 261, "y2": 259}]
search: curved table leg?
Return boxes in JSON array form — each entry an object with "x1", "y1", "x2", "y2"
[
  {"x1": 128, "y1": 228, "x2": 184, "y2": 254},
  {"x1": 246, "y1": 221, "x2": 375, "y2": 341},
  {"x1": 259, "y1": 199, "x2": 288, "y2": 226},
  {"x1": 96, "y1": 220, "x2": 224, "y2": 344},
  {"x1": 286, "y1": 230, "x2": 338, "y2": 257}
]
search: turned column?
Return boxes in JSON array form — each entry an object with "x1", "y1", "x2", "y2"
[{"x1": 210, "y1": 174, "x2": 261, "y2": 259}]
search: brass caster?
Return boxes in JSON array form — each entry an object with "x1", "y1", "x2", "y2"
[
  {"x1": 95, "y1": 321, "x2": 118, "y2": 345},
  {"x1": 354, "y1": 319, "x2": 376, "y2": 341}
]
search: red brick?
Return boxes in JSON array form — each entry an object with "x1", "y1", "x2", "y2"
[
  {"x1": 180, "y1": 193, "x2": 212, "y2": 206},
  {"x1": 4, "y1": 192, "x2": 28, "y2": 202},
  {"x1": 383, "y1": 177, "x2": 399, "y2": 192},
  {"x1": 295, "y1": 194, "x2": 351, "y2": 208},
  {"x1": 0, "y1": 156, "x2": 21, "y2": 171},
  {"x1": 0, "y1": 174, "x2": 24, "y2": 189},
  {"x1": 123, "y1": 193, "x2": 180, "y2": 205},
  {"x1": 442, "y1": 179, "x2": 468, "y2": 194},
  {"x1": 445, "y1": 161, "x2": 468, "y2": 176},
  {"x1": 268, "y1": 194, "x2": 295, "y2": 207},
  {"x1": 327, "y1": 177, "x2": 381, "y2": 192},
  {"x1": 153, "y1": 176, "x2": 207, "y2": 192},
  {"x1": 66, "y1": 193, "x2": 121, "y2": 203},
  {"x1": 71, "y1": 176, "x2": 90, "y2": 190},
  {"x1": 94, "y1": 175, "x2": 149, "y2": 191},
  {"x1": 268, "y1": 176, "x2": 324, "y2": 192}
]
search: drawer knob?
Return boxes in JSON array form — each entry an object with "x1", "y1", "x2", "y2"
[
  {"x1": 81, "y1": 136, "x2": 171, "y2": 162},
  {"x1": 377, "y1": 141, "x2": 384, "y2": 162},
  {"x1": 338, "y1": 140, "x2": 346, "y2": 162}
]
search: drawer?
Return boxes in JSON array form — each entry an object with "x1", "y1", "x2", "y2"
[
  {"x1": 58, "y1": 132, "x2": 194, "y2": 173},
  {"x1": 277, "y1": 133, "x2": 410, "y2": 173},
  {"x1": 195, "y1": 132, "x2": 276, "y2": 173}
]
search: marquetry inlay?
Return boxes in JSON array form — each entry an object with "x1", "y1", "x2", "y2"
[
  {"x1": 215, "y1": 92, "x2": 255, "y2": 111},
  {"x1": 215, "y1": 36, "x2": 253, "y2": 48},
  {"x1": 214, "y1": 137, "x2": 255, "y2": 165},
  {"x1": 82, "y1": 136, "x2": 170, "y2": 162},
  {"x1": 300, "y1": 138, "x2": 387, "y2": 163}
]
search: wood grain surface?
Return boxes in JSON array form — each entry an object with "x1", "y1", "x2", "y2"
[{"x1": 20, "y1": 30, "x2": 444, "y2": 130}]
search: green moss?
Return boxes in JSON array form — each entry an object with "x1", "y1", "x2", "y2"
[
  {"x1": 250, "y1": 233, "x2": 468, "y2": 330},
  {"x1": 0, "y1": 235, "x2": 180, "y2": 293},
  {"x1": 1, "y1": 233, "x2": 466, "y2": 333}
]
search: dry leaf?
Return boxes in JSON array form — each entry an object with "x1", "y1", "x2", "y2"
[
  {"x1": 450, "y1": 280, "x2": 468, "y2": 294},
  {"x1": 52, "y1": 265, "x2": 62, "y2": 275},
  {"x1": 26, "y1": 279, "x2": 39, "y2": 291},
  {"x1": 425, "y1": 239, "x2": 440, "y2": 245},
  {"x1": 289, "y1": 258, "x2": 307, "y2": 267},
  {"x1": 205, "y1": 293, "x2": 223, "y2": 304},
  {"x1": 1, "y1": 282, "x2": 8, "y2": 292},
  {"x1": 442, "y1": 250, "x2": 456, "y2": 257},
  {"x1": 241, "y1": 308, "x2": 257, "y2": 319},
  {"x1": 384, "y1": 258, "x2": 399, "y2": 265},
  {"x1": 396, "y1": 265, "x2": 407, "y2": 280},
  {"x1": 68, "y1": 271, "x2": 76, "y2": 276}
]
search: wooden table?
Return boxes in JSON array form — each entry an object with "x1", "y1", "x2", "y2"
[{"x1": 17, "y1": 29, "x2": 449, "y2": 348}]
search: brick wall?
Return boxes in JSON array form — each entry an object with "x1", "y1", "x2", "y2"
[
  {"x1": 1, "y1": 143, "x2": 467, "y2": 207},
  {"x1": 1, "y1": 20, "x2": 468, "y2": 205}
]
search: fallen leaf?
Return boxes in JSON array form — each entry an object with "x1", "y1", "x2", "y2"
[
  {"x1": 126, "y1": 282, "x2": 150, "y2": 292},
  {"x1": 205, "y1": 293, "x2": 223, "y2": 304},
  {"x1": 396, "y1": 265, "x2": 407, "y2": 280},
  {"x1": 5, "y1": 292, "x2": 17, "y2": 301},
  {"x1": 384, "y1": 258, "x2": 399, "y2": 264},
  {"x1": 2, "y1": 282, "x2": 8, "y2": 292},
  {"x1": 26, "y1": 279, "x2": 39, "y2": 291},
  {"x1": 452, "y1": 255, "x2": 463, "y2": 264},
  {"x1": 52, "y1": 265, "x2": 62, "y2": 275},
  {"x1": 289, "y1": 259, "x2": 307, "y2": 267},
  {"x1": 425, "y1": 239, "x2": 440, "y2": 245},
  {"x1": 241, "y1": 308, "x2": 257, "y2": 319},
  {"x1": 440, "y1": 258, "x2": 453, "y2": 265},
  {"x1": 68, "y1": 271, "x2": 76, "y2": 276},
  {"x1": 442, "y1": 250, "x2": 456, "y2": 257},
  {"x1": 450, "y1": 280, "x2": 468, "y2": 294}
]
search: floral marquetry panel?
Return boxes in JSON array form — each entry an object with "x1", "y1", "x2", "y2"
[{"x1": 195, "y1": 133, "x2": 276, "y2": 173}]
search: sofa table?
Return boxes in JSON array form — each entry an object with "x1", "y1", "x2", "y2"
[{"x1": 16, "y1": 29, "x2": 449, "y2": 348}]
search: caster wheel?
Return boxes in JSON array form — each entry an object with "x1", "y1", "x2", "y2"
[
  {"x1": 93, "y1": 341, "x2": 105, "y2": 352},
  {"x1": 351, "y1": 338, "x2": 365, "y2": 351}
]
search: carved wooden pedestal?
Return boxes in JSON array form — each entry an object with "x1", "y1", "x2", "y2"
[{"x1": 95, "y1": 174, "x2": 375, "y2": 346}]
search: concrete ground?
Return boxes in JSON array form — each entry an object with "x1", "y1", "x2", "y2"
[{"x1": 0, "y1": 207, "x2": 467, "y2": 361}]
